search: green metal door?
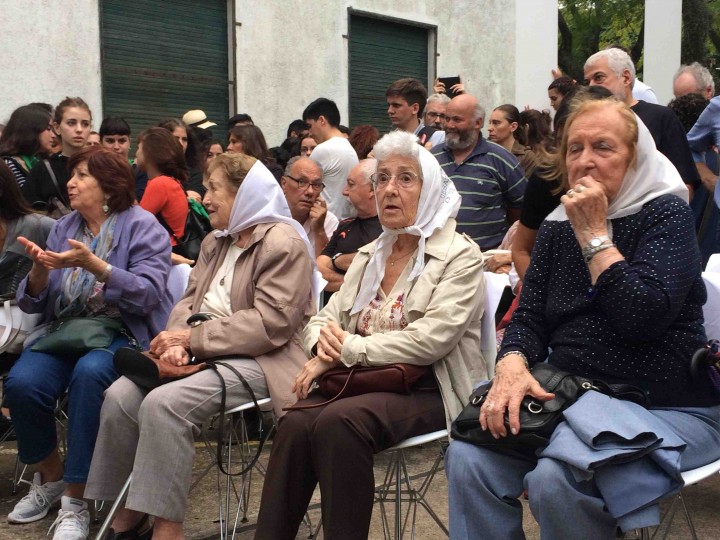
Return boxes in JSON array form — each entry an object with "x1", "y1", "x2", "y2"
[
  {"x1": 348, "y1": 14, "x2": 429, "y2": 132},
  {"x1": 101, "y1": 0, "x2": 229, "y2": 139}
]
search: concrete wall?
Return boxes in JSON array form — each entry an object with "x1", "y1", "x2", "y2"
[
  {"x1": 233, "y1": 0, "x2": 522, "y2": 144},
  {"x1": 643, "y1": 0, "x2": 682, "y2": 105},
  {"x1": 0, "y1": 0, "x2": 103, "y2": 126}
]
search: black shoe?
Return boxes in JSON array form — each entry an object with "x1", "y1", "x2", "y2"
[{"x1": 108, "y1": 514, "x2": 152, "y2": 540}]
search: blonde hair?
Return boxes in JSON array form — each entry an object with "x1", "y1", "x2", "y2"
[{"x1": 207, "y1": 152, "x2": 257, "y2": 190}]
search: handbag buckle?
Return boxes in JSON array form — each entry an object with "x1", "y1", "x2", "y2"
[
  {"x1": 527, "y1": 401, "x2": 543, "y2": 414},
  {"x1": 471, "y1": 394, "x2": 485, "y2": 406}
]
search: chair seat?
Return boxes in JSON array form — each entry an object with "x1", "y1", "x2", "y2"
[
  {"x1": 224, "y1": 397, "x2": 272, "y2": 415},
  {"x1": 681, "y1": 457, "x2": 720, "y2": 487},
  {"x1": 384, "y1": 429, "x2": 448, "y2": 452}
]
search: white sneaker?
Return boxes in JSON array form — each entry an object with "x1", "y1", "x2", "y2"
[
  {"x1": 47, "y1": 497, "x2": 90, "y2": 540},
  {"x1": 7, "y1": 472, "x2": 66, "y2": 524}
]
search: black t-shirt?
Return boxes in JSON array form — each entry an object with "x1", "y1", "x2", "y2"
[
  {"x1": 632, "y1": 100, "x2": 701, "y2": 188},
  {"x1": 519, "y1": 172, "x2": 563, "y2": 230},
  {"x1": 23, "y1": 153, "x2": 70, "y2": 207},
  {"x1": 321, "y1": 215, "x2": 383, "y2": 258}
]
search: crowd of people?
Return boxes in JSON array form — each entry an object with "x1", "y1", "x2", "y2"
[{"x1": 0, "y1": 43, "x2": 719, "y2": 540}]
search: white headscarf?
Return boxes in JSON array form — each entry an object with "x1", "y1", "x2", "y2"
[
  {"x1": 351, "y1": 144, "x2": 461, "y2": 315},
  {"x1": 215, "y1": 159, "x2": 326, "y2": 300},
  {"x1": 546, "y1": 113, "x2": 688, "y2": 222}
]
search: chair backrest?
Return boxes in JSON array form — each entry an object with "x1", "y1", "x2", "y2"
[
  {"x1": 706, "y1": 254, "x2": 720, "y2": 273},
  {"x1": 482, "y1": 272, "x2": 510, "y2": 379},
  {"x1": 167, "y1": 263, "x2": 192, "y2": 304}
]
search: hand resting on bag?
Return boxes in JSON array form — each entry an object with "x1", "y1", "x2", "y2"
[
  {"x1": 292, "y1": 356, "x2": 339, "y2": 400},
  {"x1": 159, "y1": 345, "x2": 190, "y2": 366},
  {"x1": 150, "y1": 329, "x2": 191, "y2": 358},
  {"x1": 480, "y1": 355, "x2": 555, "y2": 439}
]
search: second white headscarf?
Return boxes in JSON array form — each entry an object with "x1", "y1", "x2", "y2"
[{"x1": 351, "y1": 144, "x2": 461, "y2": 315}]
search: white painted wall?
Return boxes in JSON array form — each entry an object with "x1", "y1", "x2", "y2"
[
  {"x1": 643, "y1": 0, "x2": 682, "y2": 105},
  {"x1": 233, "y1": 0, "x2": 525, "y2": 144},
  {"x1": 0, "y1": 0, "x2": 103, "y2": 126},
  {"x1": 515, "y1": 0, "x2": 558, "y2": 112}
]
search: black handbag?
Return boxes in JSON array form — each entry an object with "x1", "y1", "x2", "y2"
[{"x1": 451, "y1": 362, "x2": 648, "y2": 457}]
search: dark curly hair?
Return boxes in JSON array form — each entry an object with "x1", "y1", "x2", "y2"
[{"x1": 668, "y1": 93, "x2": 709, "y2": 133}]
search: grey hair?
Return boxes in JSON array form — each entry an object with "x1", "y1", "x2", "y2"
[
  {"x1": 284, "y1": 155, "x2": 320, "y2": 177},
  {"x1": 425, "y1": 93, "x2": 451, "y2": 108},
  {"x1": 356, "y1": 158, "x2": 377, "y2": 184},
  {"x1": 585, "y1": 48, "x2": 636, "y2": 83},
  {"x1": 372, "y1": 130, "x2": 420, "y2": 162},
  {"x1": 472, "y1": 101, "x2": 486, "y2": 124},
  {"x1": 674, "y1": 62, "x2": 715, "y2": 95}
]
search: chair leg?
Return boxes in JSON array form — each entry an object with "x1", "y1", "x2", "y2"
[{"x1": 94, "y1": 474, "x2": 132, "y2": 540}]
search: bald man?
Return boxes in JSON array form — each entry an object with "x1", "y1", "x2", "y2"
[
  {"x1": 432, "y1": 94, "x2": 526, "y2": 250},
  {"x1": 318, "y1": 159, "x2": 382, "y2": 293}
]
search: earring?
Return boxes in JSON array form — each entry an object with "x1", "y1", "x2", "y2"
[{"x1": 102, "y1": 201, "x2": 110, "y2": 214}]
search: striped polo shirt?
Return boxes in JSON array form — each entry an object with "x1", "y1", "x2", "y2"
[{"x1": 433, "y1": 136, "x2": 526, "y2": 249}]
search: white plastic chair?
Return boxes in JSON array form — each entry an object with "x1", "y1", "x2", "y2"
[
  {"x1": 636, "y1": 457, "x2": 720, "y2": 539},
  {"x1": 167, "y1": 263, "x2": 192, "y2": 304}
]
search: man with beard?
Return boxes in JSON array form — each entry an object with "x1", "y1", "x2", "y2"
[
  {"x1": 423, "y1": 93, "x2": 451, "y2": 130},
  {"x1": 433, "y1": 94, "x2": 527, "y2": 250}
]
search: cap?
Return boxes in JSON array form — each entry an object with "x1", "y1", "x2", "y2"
[{"x1": 182, "y1": 109, "x2": 216, "y2": 129}]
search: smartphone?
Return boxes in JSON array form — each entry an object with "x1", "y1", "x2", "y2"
[{"x1": 439, "y1": 76, "x2": 462, "y2": 98}]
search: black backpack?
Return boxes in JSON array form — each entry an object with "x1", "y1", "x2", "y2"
[{"x1": 157, "y1": 199, "x2": 212, "y2": 262}]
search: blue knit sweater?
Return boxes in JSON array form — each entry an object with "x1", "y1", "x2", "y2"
[{"x1": 500, "y1": 194, "x2": 717, "y2": 407}]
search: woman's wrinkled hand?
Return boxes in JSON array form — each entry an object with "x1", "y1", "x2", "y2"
[
  {"x1": 479, "y1": 355, "x2": 555, "y2": 439},
  {"x1": 292, "y1": 356, "x2": 338, "y2": 400},
  {"x1": 150, "y1": 329, "x2": 192, "y2": 356},
  {"x1": 17, "y1": 236, "x2": 49, "y2": 267},
  {"x1": 561, "y1": 176, "x2": 609, "y2": 245},
  {"x1": 317, "y1": 321, "x2": 349, "y2": 363},
  {"x1": 159, "y1": 345, "x2": 190, "y2": 366}
]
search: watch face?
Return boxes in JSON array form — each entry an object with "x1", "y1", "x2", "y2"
[{"x1": 590, "y1": 238, "x2": 603, "y2": 247}]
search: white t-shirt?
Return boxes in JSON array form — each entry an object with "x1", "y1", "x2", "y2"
[
  {"x1": 303, "y1": 210, "x2": 339, "y2": 253},
  {"x1": 311, "y1": 137, "x2": 359, "y2": 220},
  {"x1": 633, "y1": 79, "x2": 659, "y2": 104},
  {"x1": 201, "y1": 244, "x2": 246, "y2": 318}
]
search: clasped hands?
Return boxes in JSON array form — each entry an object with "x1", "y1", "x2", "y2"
[
  {"x1": 292, "y1": 322, "x2": 349, "y2": 400},
  {"x1": 150, "y1": 330, "x2": 192, "y2": 367}
]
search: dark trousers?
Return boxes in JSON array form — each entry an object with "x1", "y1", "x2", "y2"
[{"x1": 255, "y1": 389, "x2": 445, "y2": 540}]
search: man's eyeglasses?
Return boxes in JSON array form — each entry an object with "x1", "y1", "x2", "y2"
[
  {"x1": 370, "y1": 171, "x2": 420, "y2": 190},
  {"x1": 286, "y1": 175, "x2": 325, "y2": 192},
  {"x1": 425, "y1": 112, "x2": 447, "y2": 121}
]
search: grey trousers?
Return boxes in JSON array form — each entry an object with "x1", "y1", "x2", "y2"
[{"x1": 84, "y1": 359, "x2": 268, "y2": 522}]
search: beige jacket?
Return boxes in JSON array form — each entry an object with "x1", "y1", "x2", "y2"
[
  {"x1": 304, "y1": 219, "x2": 487, "y2": 428},
  {"x1": 168, "y1": 222, "x2": 314, "y2": 417}
]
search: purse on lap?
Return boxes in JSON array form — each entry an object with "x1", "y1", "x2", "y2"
[
  {"x1": 31, "y1": 317, "x2": 123, "y2": 355},
  {"x1": 451, "y1": 362, "x2": 648, "y2": 457}
]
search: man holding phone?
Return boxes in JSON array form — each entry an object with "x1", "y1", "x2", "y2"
[{"x1": 386, "y1": 78, "x2": 445, "y2": 149}]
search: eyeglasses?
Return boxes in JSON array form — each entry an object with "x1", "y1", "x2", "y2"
[
  {"x1": 371, "y1": 171, "x2": 420, "y2": 190},
  {"x1": 286, "y1": 175, "x2": 325, "y2": 192},
  {"x1": 425, "y1": 112, "x2": 447, "y2": 121}
]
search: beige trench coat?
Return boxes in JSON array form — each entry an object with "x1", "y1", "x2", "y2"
[
  {"x1": 304, "y1": 219, "x2": 487, "y2": 429},
  {"x1": 168, "y1": 222, "x2": 315, "y2": 416}
]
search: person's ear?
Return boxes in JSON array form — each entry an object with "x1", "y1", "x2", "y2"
[
  {"x1": 411, "y1": 103, "x2": 420, "y2": 116},
  {"x1": 281, "y1": 177, "x2": 288, "y2": 192},
  {"x1": 510, "y1": 121, "x2": 519, "y2": 134}
]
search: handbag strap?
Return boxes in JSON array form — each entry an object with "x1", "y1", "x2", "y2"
[
  {"x1": 44, "y1": 159, "x2": 70, "y2": 206},
  {"x1": 282, "y1": 365, "x2": 358, "y2": 411},
  {"x1": 207, "y1": 360, "x2": 268, "y2": 477}
]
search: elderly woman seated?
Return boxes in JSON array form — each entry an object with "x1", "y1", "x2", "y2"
[
  {"x1": 255, "y1": 131, "x2": 487, "y2": 539},
  {"x1": 83, "y1": 154, "x2": 316, "y2": 540},
  {"x1": 446, "y1": 99, "x2": 720, "y2": 538},
  {"x1": 6, "y1": 147, "x2": 172, "y2": 538}
]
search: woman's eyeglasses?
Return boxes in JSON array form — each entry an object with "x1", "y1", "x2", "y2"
[
  {"x1": 371, "y1": 171, "x2": 420, "y2": 190},
  {"x1": 286, "y1": 175, "x2": 325, "y2": 192}
]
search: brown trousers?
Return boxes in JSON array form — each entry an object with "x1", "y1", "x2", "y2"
[{"x1": 255, "y1": 389, "x2": 445, "y2": 540}]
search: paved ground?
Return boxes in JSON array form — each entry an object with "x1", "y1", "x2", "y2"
[{"x1": 0, "y1": 435, "x2": 718, "y2": 539}]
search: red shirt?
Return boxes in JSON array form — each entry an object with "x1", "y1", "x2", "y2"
[{"x1": 139, "y1": 175, "x2": 188, "y2": 246}]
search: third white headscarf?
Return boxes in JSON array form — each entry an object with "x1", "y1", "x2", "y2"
[{"x1": 351, "y1": 143, "x2": 461, "y2": 315}]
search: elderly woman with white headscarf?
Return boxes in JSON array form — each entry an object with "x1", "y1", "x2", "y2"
[
  {"x1": 83, "y1": 153, "x2": 318, "y2": 540},
  {"x1": 255, "y1": 130, "x2": 486, "y2": 539},
  {"x1": 447, "y1": 99, "x2": 720, "y2": 539}
]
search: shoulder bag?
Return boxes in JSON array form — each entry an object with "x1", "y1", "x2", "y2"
[
  {"x1": 157, "y1": 197, "x2": 212, "y2": 262},
  {"x1": 31, "y1": 317, "x2": 123, "y2": 355},
  {"x1": 0, "y1": 298, "x2": 43, "y2": 355}
]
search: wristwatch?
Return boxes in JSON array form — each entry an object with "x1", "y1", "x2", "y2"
[
  {"x1": 582, "y1": 236, "x2": 613, "y2": 263},
  {"x1": 331, "y1": 253, "x2": 346, "y2": 274}
]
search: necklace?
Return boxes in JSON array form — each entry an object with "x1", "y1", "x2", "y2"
[{"x1": 388, "y1": 250, "x2": 415, "y2": 266}]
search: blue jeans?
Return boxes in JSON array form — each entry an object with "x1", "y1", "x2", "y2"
[
  {"x1": 446, "y1": 406, "x2": 720, "y2": 540},
  {"x1": 5, "y1": 336, "x2": 128, "y2": 484}
]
